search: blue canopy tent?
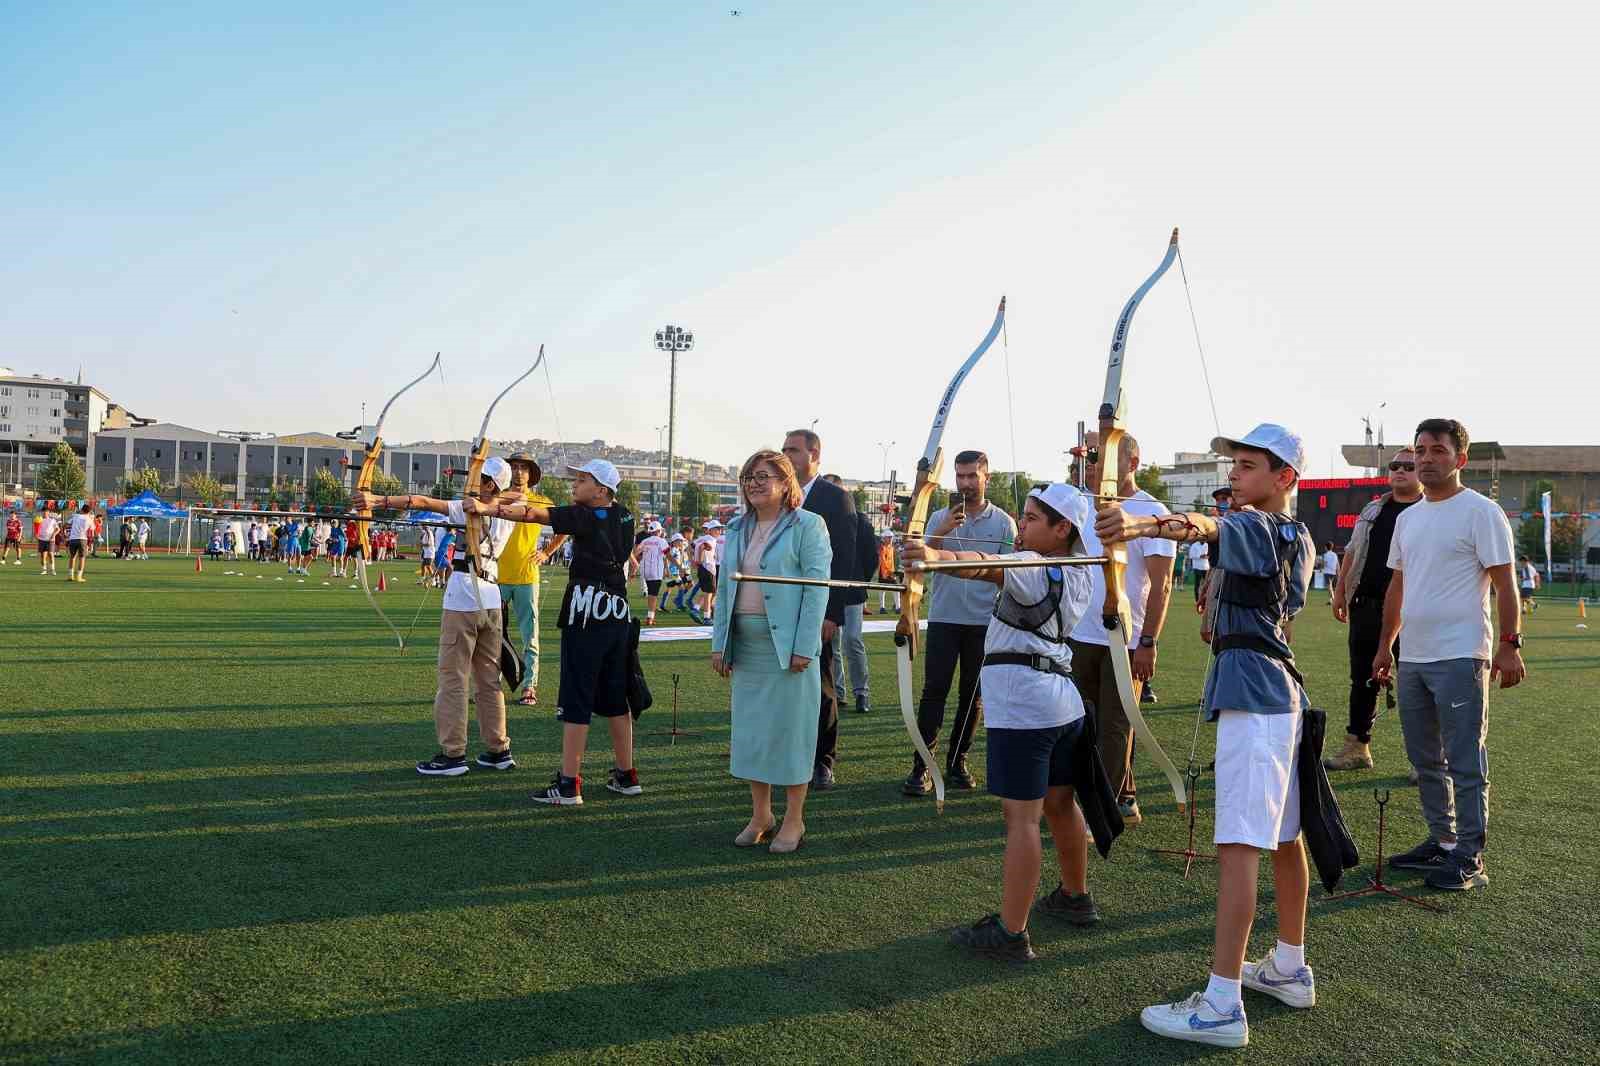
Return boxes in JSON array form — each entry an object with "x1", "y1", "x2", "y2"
[
  {"x1": 108, "y1": 491, "x2": 189, "y2": 519},
  {"x1": 108, "y1": 491, "x2": 189, "y2": 554}
]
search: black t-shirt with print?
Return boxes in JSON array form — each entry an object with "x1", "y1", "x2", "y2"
[{"x1": 548, "y1": 503, "x2": 634, "y2": 625}]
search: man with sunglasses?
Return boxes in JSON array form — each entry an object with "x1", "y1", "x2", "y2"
[{"x1": 1327, "y1": 449, "x2": 1421, "y2": 771}]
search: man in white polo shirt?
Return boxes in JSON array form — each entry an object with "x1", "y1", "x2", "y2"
[{"x1": 1375, "y1": 418, "x2": 1523, "y2": 892}]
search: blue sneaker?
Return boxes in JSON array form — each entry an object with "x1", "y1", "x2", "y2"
[
  {"x1": 1241, "y1": 955, "x2": 1316, "y2": 1008},
  {"x1": 1140, "y1": 992, "x2": 1248, "y2": 1048}
]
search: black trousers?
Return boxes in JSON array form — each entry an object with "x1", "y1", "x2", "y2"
[
  {"x1": 1346, "y1": 597, "x2": 1397, "y2": 742},
  {"x1": 913, "y1": 622, "x2": 987, "y2": 770},
  {"x1": 815, "y1": 638, "x2": 840, "y2": 771}
]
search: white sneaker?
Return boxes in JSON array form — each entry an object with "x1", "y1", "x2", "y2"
[
  {"x1": 1140, "y1": 991, "x2": 1248, "y2": 1048},
  {"x1": 1242, "y1": 955, "x2": 1316, "y2": 1008}
]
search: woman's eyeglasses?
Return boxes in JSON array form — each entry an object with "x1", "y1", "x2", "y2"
[
  {"x1": 1388, "y1": 461, "x2": 1415, "y2": 472},
  {"x1": 741, "y1": 473, "x2": 780, "y2": 486}
]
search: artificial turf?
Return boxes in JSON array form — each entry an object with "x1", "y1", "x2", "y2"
[{"x1": 1, "y1": 556, "x2": 1595, "y2": 1064}]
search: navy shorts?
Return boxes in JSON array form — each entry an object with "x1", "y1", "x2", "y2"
[
  {"x1": 555, "y1": 621, "x2": 631, "y2": 725},
  {"x1": 986, "y1": 718, "x2": 1087, "y2": 801},
  {"x1": 697, "y1": 566, "x2": 716, "y2": 594},
  {"x1": 645, "y1": 579, "x2": 662, "y2": 596}
]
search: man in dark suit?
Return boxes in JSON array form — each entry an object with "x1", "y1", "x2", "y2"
[
  {"x1": 782, "y1": 429, "x2": 856, "y2": 790},
  {"x1": 824, "y1": 474, "x2": 881, "y2": 714}
]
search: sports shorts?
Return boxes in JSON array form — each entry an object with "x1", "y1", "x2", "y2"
[{"x1": 1213, "y1": 709, "x2": 1302, "y2": 849}]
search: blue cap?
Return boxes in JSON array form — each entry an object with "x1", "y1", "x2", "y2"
[{"x1": 1211, "y1": 424, "x2": 1306, "y2": 474}]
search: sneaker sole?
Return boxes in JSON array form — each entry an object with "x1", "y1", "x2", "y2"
[
  {"x1": 1427, "y1": 872, "x2": 1488, "y2": 891},
  {"x1": 606, "y1": 783, "x2": 643, "y2": 796},
  {"x1": 476, "y1": 760, "x2": 517, "y2": 771},
  {"x1": 1387, "y1": 858, "x2": 1446, "y2": 871},
  {"x1": 417, "y1": 765, "x2": 468, "y2": 777},
  {"x1": 953, "y1": 942, "x2": 1037, "y2": 963},
  {"x1": 1139, "y1": 1013, "x2": 1247, "y2": 1048},
  {"x1": 1033, "y1": 906, "x2": 1101, "y2": 927},
  {"x1": 531, "y1": 794, "x2": 583, "y2": 805}
]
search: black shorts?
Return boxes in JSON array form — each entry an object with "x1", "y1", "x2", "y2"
[
  {"x1": 986, "y1": 718, "x2": 1087, "y2": 801},
  {"x1": 68, "y1": 539, "x2": 87, "y2": 559},
  {"x1": 697, "y1": 566, "x2": 716, "y2": 593},
  {"x1": 555, "y1": 621, "x2": 632, "y2": 726},
  {"x1": 3, "y1": 535, "x2": 18, "y2": 546},
  {"x1": 1520, "y1": 586, "x2": 1535, "y2": 598},
  {"x1": 37, "y1": 539, "x2": 51, "y2": 553},
  {"x1": 645, "y1": 578, "x2": 662, "y2": 596}
]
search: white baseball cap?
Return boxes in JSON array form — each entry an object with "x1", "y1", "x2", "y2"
[
  {"x1": 670, "y1": 532, "x2": 685, "y2": 542},
  {"x1": 1027, "y1": 482, "x2": 1090, "y2": 531},
  {"x1": 565, "y1": 458, "x2": 620, "y2": 492},
  {"x1": 481, "y1": 456, "x2": 512, "y2": 491},
  {"x1": 1210, "y1": 424, "x2": 1307, "y2": 474},
  {"x1": 704, "y1": 518, "x2": 724, "y2": 530}
]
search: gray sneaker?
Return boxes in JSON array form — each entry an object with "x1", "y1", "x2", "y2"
[{"x1": 1032, "y1": 885, "x2": 1101, "y2": 926}]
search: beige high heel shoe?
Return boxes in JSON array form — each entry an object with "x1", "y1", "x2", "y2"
[{"x1": 734, "y1": 821, "x2": 776, "y2": 847}]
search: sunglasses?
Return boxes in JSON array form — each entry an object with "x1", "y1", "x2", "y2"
[{"x1": 1389, "y1": 461, "x2": 1416, "y2": 472}]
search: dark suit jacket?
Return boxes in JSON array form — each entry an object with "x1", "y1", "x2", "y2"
[
  {"x1": 836, "y1": 511, "x2": 877, "y2": 608},
  {"x1": 802, "y1": 477, "x2": 856, "y2": 625}
]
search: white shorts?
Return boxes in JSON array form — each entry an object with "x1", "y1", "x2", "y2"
[{"x1": 1213, "y1": 709, "x2": 1302, "y2": 849}]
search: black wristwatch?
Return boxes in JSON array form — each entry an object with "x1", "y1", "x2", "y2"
[
  {"x1": 1501, "y1": 633, "x2": 1523, "y2": 649},
  {"x1": 1138, "y1": 635, "x2": 1157, "y2": 649}
]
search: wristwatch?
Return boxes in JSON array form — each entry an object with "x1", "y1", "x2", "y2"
[
  {"x1": 1138, "y1": 635, "x2": 1157, "y2": 649},
  {"x1": 1501, "y1": 633, "x2": 1523, "y2": 649}
]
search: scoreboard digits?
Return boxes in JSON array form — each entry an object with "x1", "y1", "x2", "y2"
[{"x1": 1295, "y1": 476, "x2": 1389, "y2": 549}]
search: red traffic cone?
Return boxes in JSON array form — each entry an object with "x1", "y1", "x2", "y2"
[
  {"x1": 377, "y1": 572, "x2": 387, "y2": 593},
  {"x1": 195, "y1": 555, "x2": 202, "y2": 573}
]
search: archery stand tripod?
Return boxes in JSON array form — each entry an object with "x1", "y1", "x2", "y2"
[
  {"x1": 1321, "y1": 788, "x2": 1442, "y2": 912},
  {"x1": 650, "y1": 673, "x2": 700, "y2": 744},
  {"x1": 1149, "y1": 764, "x2": 1216, "y2": 878}
]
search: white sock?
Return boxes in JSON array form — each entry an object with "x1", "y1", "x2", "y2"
[
  {"x1": 1439, "y1": 840, "x2": 1457, "y2": 852},
  {"x1": 1205, "y1": 973, "x2": 1243, "y2": 1012},
  {"x1": 1274, "y1": 939, "x2": 1305, "y2": 973}
]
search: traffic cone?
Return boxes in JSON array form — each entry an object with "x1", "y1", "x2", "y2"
[
  {"x1": 377, "y1": 572, "x2": 388, "y2": 593},
  {"x1": 194, "y1": 556, "x2": 202, "y2": 573}
]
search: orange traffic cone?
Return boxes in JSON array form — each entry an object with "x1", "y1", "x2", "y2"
[
  {"x1": 195, "y1": 555, "x2": 202, "y2": 573},
  {"x1": 377, "y1": 572, "x2": 388, "y2": 593}
]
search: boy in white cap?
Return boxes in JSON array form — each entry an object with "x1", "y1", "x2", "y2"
[
  {"x1": 1096, "y1": 424, "x2": 1315, "y2": 1048},
  {"x1": 901, "y1": 483, "x2": 1114, "y2": 962},
  {"x1": 630, "y1": 521, "x2": 670, "y2": 625},
  {"x1": 690, "y1": 520, "x2": 723, "y2": 624},
  {"x1": 355, "y1": 456, "x2": 518, "y2": 777},
  {"x1": 463, "y1": 458, "x2": 641, "y2": 806}
]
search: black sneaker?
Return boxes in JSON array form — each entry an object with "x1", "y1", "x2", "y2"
[
  {"x1": 1141, "y1": 685, "x2": 1158, "y2": 705},
  {"x1": 475, "y1": 749, "x2": 516, "y2": 771},
  {"x1": 417, "y1": 753, "x2": 468, "y2": 777},
  {"x1": 606, "y1": 767, "x2": 643, "y2": 796},
  {"x1": 532, "y1": 773, "x2": 583, "y2": 806},
  {"x1": 1425, "y1": 851, "x2": 1488, "y2": 891},
  {"x1": 854, "y1": 694, "x2": 871, "y2": 714},
  {"x1": 902, "y1": 766, "x2": 932, "y2": 796},
  {"x1": 948, "y1": 756, "x2": 977, "y2": 790},
  {"x1": 812, "y1": 765, "x2": 836, "y2": 791},
  {"x1": 949, "y1": 913, "x2": 1036, "y2": 962},
  {"x1": 1032, "y1": 884, "x2": 1102, "y2": 926},
  {"x1": 1388, "y1": 838, "x2": 1450, "y2": 871}
]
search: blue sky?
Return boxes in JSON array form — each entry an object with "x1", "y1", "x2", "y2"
[{"x1": 3, "y1": 2, "x2": 1593, "y2": 482}]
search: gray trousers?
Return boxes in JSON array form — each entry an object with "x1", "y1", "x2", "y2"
[
  {"x1": 833, "y1": 602, "x2": 869, "y2": 701},
  {"x1": 1397, "y1": 658, "x2": 1490, "y2": 858}
]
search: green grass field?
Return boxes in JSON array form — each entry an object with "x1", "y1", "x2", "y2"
[{"x1": 2, "y1": 556, "x2": 1596, "y2": 1064}]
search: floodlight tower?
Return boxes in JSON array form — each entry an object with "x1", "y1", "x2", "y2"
[{"x1": 655, "y1": 324, "x2": 694, "y2": 522}]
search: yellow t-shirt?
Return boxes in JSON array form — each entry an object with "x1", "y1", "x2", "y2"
[{"x1": 496, "y1": 490, "x2": 553, "y2": 584}]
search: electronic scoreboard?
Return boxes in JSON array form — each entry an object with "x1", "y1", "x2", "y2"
[{"x1": 1295, "y1": 476, "x2": 1390, "y2": 549}]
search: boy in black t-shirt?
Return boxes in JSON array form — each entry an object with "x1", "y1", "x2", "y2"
[{"x1": 467, "y1": 458, "x2": 640, "y2": 806}]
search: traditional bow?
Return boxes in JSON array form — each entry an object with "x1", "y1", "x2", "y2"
[
  {"x1": 351, "y1": 353, "x2": 440, "y2": 650},
  {"x1": 463, "y1": 348, "x2": 545, "y2": 625},
  {"x1": 895, "y1": 296, "x2": 1007, "y2": 814},
  {"x1": 1095, "y1": 229, "x2": 1188, "y2": 813}
]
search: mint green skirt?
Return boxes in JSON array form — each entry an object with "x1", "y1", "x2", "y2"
[{"x1": 729, "y1": 614, "x2": 820, "y2": 786}]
